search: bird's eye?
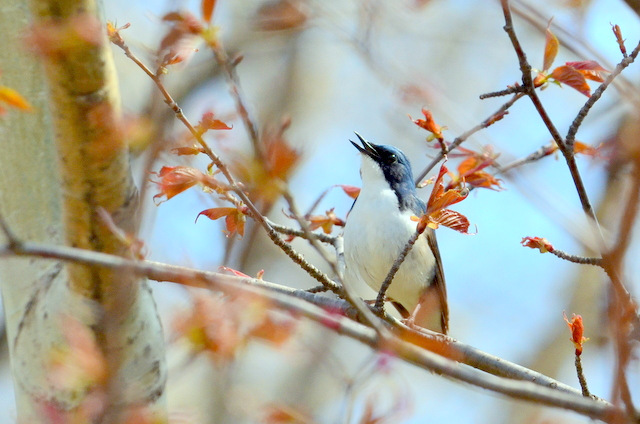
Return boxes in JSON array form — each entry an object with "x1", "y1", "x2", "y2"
[{"x1": 388, "y1": 154, "x2": 397, "y2": 163}]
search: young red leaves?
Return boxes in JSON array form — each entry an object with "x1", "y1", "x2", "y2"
[
  {"x1": 416, "y1": 163, "x2": 470, "y2": 234},
  {"x1": 521, "y1": 236, "x2": 554, "y2": 253},
  {"x1": 563, "y1": 312, "x2": 588, "y2": 356},
  {"x1": 151, "y1": 166, "x2": 229, "y2": 203},
  {"x1": 411, "y1": 108, "x2": 445, "y2": 142},
  {"x1": 446, "y1": 147, "x2": 503, "y2": 192},
  {"x1": 288, "y1": 208, "x2": 345, "y2": 234},
  {"x1": 197, "y1": 110, "x2": 233, "y2": 133},
  {"x1": 196, "y1": 205, "x2": 249, "y2": 237},
  {"x1": 533, "y1": 25, "x2": 609, "y2": 97}
]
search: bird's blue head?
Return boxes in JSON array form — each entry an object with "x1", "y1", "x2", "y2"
[{"x1": 350, "y1": 133, "x2": 423, "y2": 213}]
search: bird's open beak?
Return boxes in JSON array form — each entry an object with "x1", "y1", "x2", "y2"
[{"x1": 350, "y1": 133, "x2": 379, "y2": 160}]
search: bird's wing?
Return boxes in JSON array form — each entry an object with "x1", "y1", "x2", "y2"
[{"x1": 426, "y1": 228, "x2": 449, "y2": 334}]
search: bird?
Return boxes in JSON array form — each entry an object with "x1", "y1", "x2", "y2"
[{"x1": 342, "y1": 133, "x2": 449, "y2": 333}]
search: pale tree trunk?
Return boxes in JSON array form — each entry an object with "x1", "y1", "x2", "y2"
[{"x1": 0, "y1": 1, "x2": 166, "y2": 423}]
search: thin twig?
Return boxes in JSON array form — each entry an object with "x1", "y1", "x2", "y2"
[
  {"x1": 479, "y1": 84, "x2": 526, "y2": 99},
  {"x1": 500, "y1": 0, "x2": 600, "y2": 227},
  {"x1": 416, "y1": 92, "x2": 525, "y2": 183},
  {"x1": 374, "y1": 231, "x2": 420, "y2": 313},
  {"x1": 496, "y1": 144, "x2": 556, "y2": 174},
  {"x1": 110, "y1": 33, "x2": 339, "y2": 292},
  {"x1": 210, "y1": 45, "x2": 264, "y2": 161},
  {"x1": 282, "y1": 191, "x2": 387, "y2": 334},
  {"x1": 575, "y1": 355, "x2": 591, "y2": 397},
  {"x1": 265, "y1": 217, "x2": 337, "y2": 245},
  {"x1": 549, "y1": 249, "x2": 603, "y2": 267}
]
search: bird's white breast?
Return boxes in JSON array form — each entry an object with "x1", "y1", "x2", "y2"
[{"x1": 342, "y1": 161, "x2": 435, "y2": 310}]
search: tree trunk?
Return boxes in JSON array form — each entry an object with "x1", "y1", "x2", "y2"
[{"x1": 0, "y1": 1, "x2": 166, "y2": 422}]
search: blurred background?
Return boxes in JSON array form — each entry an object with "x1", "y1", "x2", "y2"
[{"x1": 2, "y1": 0, "x2": 640, "y2": 422}]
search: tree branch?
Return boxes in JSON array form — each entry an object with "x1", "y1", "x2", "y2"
[{"x1": 0, "y1": 239, "x2": 628, "y2": 421}]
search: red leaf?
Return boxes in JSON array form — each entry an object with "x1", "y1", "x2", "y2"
[
  {"x1": 428, "y1": 209, "x2": 470, "y2": 234},
  {"x1": 200, "y1": 111, "x2": 232, "y2": 130},
  {"x1": 201, "y1": 0, "x2": 217, "y2": 24},
  {"x1": 338, "y1": 184, "x2": 360, "y2": 199},
  {"x1": 543, "y1": 27, "x2": 559, "y2": 71},
  {"x1": 151, "y1": 166, "x2": 202, "y2": 203},
  {"x1": 426, "y1": 163, "x2": 468, "y2": 215},
  {"x1": 563, "y1": 312, "x2": 588, "y2": 356},
  {"x1": 573, "y1": 141, "x2": 601, "y2": 157},
  {"x1": 306, "y1": 208, "x2": 345, "y2": 234},
  {"x1": 197, "y1": 207, "x2": 236, "y2": 222},
  {"x1": 550, "y1": 65, "x2": 591, "y2": 97},
  {"x1": 225, "y1": 212, "x2": 246, "y2": 237},
  {"x1": 566, "y1": 60, "x2": 609, "y2": 82},
  {"x1": 411, "y1": 108, "x2": 444, "y2": 141},
  {"x1": 521, "y1": 236, "x2": 554, "y2": 253}
]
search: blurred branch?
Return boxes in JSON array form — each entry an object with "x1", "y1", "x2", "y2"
[
  {"x1": 210, "y1": 44, "x2": 264, "y2": 161},
  {"x1": 0, "y1": 237, "x2": 630, "y2": 421}
]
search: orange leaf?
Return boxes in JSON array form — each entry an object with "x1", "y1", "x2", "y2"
[
  {"x1": 151, "y1": 166, "x2": 202, "y2": 203},
  {"x1": 428, "y1": 209, "x2": 470, "y2": 234},
  {"x1": 573, "y1": 141, "x2": 601, "y2": 157},
  {"x1": 200, "y1": 111, "x2": 232, "y2": 130},
  {"x1": 171, "y1": 146, "x2": 205, "y2": 156},
  {"x1": 566, "y1": 60, "x2": 609, "y2": 82},
  {"x1": 338, "y1": 184, "x2": 360, "y2": 199},
  {"x1": 306, "y1": 208, "x2": 345, "y2": 234},
  {"x1": 225, "y1": 211, "x2": 246, "y2": 237},
  {"x1": 543, "y1": 27, "x2": 559, "y2": 71},
  {"x1": 462, "y1": 170, "x2": 503, "y2": 191},
  {"x1": 426, "y1": 163, "x2": 468, "y2": 215},
  {"x1": 550, "y1": 65, "x2": 591, "y2": 97},
  {"x1": 521, "y1": 236, "x2": 554, "y2": 253},
  {"x1": 563, "y1": 312, "x2": 588, "y2": 356},
  {"x1": 0, "y1": 86, "x2": 32, "y2": 111},
  {"x1": 201, "y1": 0, "x2": 217, "y2": 23},
  {"x1": 411, "y1": 108, "x2": 444, "y2": 141},
  {"x1": 197, "y1": 207, "x2": 236, "y2": 222}
]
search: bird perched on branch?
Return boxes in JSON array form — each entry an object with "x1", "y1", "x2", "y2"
[{"x1": 342, "y1": 133, "x2": 449, "y2": 333}]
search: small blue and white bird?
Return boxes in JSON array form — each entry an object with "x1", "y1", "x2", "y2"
[{"x1": 342, "y1": 134, "x2": 449, "y2": 333}]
